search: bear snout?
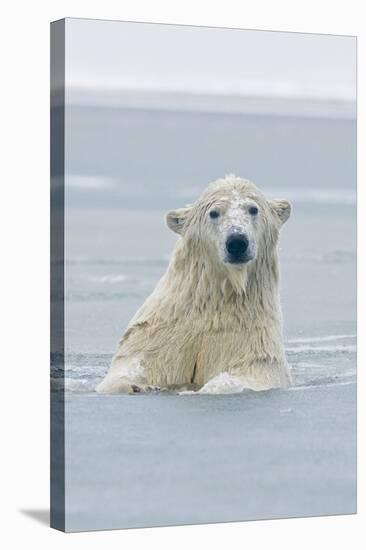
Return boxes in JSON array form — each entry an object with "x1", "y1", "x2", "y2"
[{"x1": 225, "y1": 233, "x2": 250, "y2": 262}]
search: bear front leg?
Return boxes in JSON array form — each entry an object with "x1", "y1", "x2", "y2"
[
  {"x1": 194, "y1": 330, "x2": 291, "y2": 394},
  {"x1": 96, "y1": 378, "x2": 158, "y2": 394},
  {"x1": 197, "y1": 360, "x2": 291, "y2": 394},
  {"x1": 95, "y1": 354, "x2": 157, "y2": 394}
]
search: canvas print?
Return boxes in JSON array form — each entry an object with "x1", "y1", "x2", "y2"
[{"x1": 51, "y1": 18, "x2": 357, "y2": 532}]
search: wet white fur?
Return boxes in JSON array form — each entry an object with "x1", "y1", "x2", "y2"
[{"x1": 96, "y1": 175, "x2": 292, "y2": 394}]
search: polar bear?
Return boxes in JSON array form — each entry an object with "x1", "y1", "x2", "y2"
[{"x1": 96, "y1": 175, "x2": 292, "y2": 394}]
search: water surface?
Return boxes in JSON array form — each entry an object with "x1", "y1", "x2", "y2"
[{"x1": 54, "y1": 106, "x2": 356, "y2": 531}]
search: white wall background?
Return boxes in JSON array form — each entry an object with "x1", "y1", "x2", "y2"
[{"x1": 0, "y1": 1, "x2": 364, "y2": 549}]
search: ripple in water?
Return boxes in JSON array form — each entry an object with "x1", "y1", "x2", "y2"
[{"x1": 51, "y1": 334, "x2": 356, "y2": 394}]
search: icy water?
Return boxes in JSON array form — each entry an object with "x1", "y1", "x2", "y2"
[{"x1": 53, "y1": 106, "x2": 356, "y2": 531}]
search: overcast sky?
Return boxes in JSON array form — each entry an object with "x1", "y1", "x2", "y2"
[{"x1": 65, "y1": 18, "x2": 356, "y2": 102}]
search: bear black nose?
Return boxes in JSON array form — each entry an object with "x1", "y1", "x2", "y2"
[{"x1": 226, "y1": 234, "x2": 249, "y2": 258}]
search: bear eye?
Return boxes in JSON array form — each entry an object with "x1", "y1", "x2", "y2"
[
  {"x1": 249, "y1": 206, "x2": 259, "y2": 216},
  {"x1": 209, "y1": 209, "x2": 220, "y2": 219}
]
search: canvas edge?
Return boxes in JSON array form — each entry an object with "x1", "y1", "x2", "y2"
[{"x1": 50, "y1": 17, "x2": 66, "y2": 533}]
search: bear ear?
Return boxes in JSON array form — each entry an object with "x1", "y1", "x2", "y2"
[
  {"x1": 166, "y1": 205, "x2": 192, "y2": 235},
  {"x1": 269, "y1": 199, "x2": 292, "y2": 225}
]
